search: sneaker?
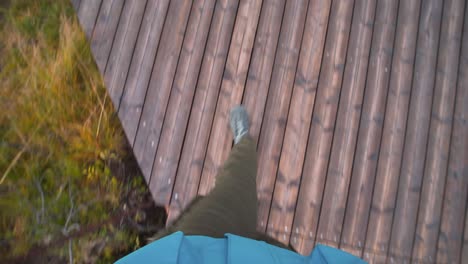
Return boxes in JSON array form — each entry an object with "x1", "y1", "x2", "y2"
[{"x1": 230, "y1": 106, "x2": 250, "y2": 144}]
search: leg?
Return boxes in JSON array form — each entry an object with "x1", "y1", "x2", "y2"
[
  {"x1": 152, "y1": 106, "x2": 257, "y2": 240},
  {"x1": 169, "y1": 136, "x2": 258, "y2": 238},
  {"x1": 150, "y1": 106, "x2": 290, "y2": 250}
]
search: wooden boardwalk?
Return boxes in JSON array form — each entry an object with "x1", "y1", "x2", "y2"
[{"x1": 73, "y1": 0, "x2": 468, "y2": 262}]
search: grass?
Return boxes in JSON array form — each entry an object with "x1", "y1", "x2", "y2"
[{"x1": 0, "y1": 0, "x2": 165, "y2": 262}]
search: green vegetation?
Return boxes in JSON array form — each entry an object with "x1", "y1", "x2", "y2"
[{"x1": 0, "y1": 0, "x2": 164, "y2": 262}]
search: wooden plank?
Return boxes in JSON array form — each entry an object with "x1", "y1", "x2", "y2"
[
  {"x1": 411, "y1": 0, "x2": 465, "y2": 262},
  {"x1": 163, "y1": 0, "x2": 239, "y2": 214},
  {"x1": 312, "y1": 0, "x2": 366, "y2": 249},
  {"x1": 133, "y1": 0, "x2": 193, "y2": 186},
  {"x1": 255, "y1": 0, "x2": 309, "y2": 237},
  {"x1": 198, "y1": 0, "x2": 263, "y2": 196},
  {"x1": 243, "y1": 0, "x2": 286, "y2": 144},
  {"x1": 313, "y1": 0, "x2": 375, "y2": 254},
  {"x1": 388, "y1": 0, "x2": 444, "y2": 261},
  {"x1": 363, "y1": 0, "x2": 421, "y2": 263},
  {"x1": 275, "y1": 0, "x2": 331, "y2": 252},
  {"x1": 277, "y1": 0, "x2": 333, "y2": 249},
  {"x1": 117, "y1": 0, "x2": 170, "y2": 144},
  {"x1": 77, "y1": 0, "x2": 102, "y2": 39},
  {"x1": 150, "y1": 0, "x2": 216, "y2": 220},
  {"x1": 268, "y1": 0, "x2": 333, "y2": 248},
  {"x1": 90, "y1": 0, "x2": 125, "y2": 73},
  {"x1": 105, "y1": 0, "x2": 147, "y2": 111},
  {"x1": 464, "y1": 208, "x2": 468, "y2": 263},
  {"x1": 436, "y1": 5, "x2": 468, "y2": 262},
  {"x1": 342, "y1": 0, "x2": 399, "y2": 261},
  {"x1": 287, "y1": 0, "x2": 353, "y2": 250},
  {"x1": 383, "y1": 0, "x2": 444, "y2": 261},
  {"x1": 71, "y1": 0, "x2": 81, "y2": 12}
]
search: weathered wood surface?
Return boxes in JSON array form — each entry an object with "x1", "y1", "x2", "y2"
[
  {"x1": 90, "y1": 0, "x2": 124, "y2": 73},
  {"x1": 364, "y1": 0, "x2": 420, "y2": 262},
  {"x1": 354, "y1": 0, "x2": 399, "y2": 261},
  {"x1": 75, "y1": 0, "x2": 468, "y2": 262},
  {"x1": 168, "y1": 0, "x2": 239, "y2": 222},
  {"x1": 436, "y1": 3, "x2": 468, "y2": 263},
  {"x1": 283, "y1": 0, "x2": 331, "y2": 252},
  {"x1": 105, "y1": 0, "x2": 147, "y2": 111},
  {"x1": 118, "y1": 0, "x2": 170, "y2": 146},
  {"x1": 412, "y1": 0, "x2": 465, "y2": 262},
  {"x1": 257, "y1": 0, "x2": 309, "y2": 239},
  {"x1": 156, "y1": 0, "x2": 217, "y2": 223},
  {"x1": 329, "y1": 0, "x2": 376, "y2": 256},
  {"x1": 388, "y1": 0, "x2": 442, "y2": 262},
  {"x1": 199, "y1": 0, "x2": 263, "y2": 196}
]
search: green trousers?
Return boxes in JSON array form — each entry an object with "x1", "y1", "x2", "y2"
[{"x1": 153, "y1": 137, "x2": 288, "y2": 249}]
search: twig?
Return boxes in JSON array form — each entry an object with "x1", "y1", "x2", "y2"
[
  {"x1": 95, "y1": 92, "x2": 107, "y2": 138},
  {"x1": 0, "y1": 145, "x2": 27, "y2": 184},
  {"x1": 55, "y1": 182, "x2": 66, "y2": 201},
  {"x1": 1, "y1": 118, "x2": 43, "y2": 184},
  {"x1": 68, "y1": 239, "x2": 73, "y2": 264},
  {"x1": 34, "y1": 178, "x2": 45, "y2": 224},
  {"x1": 62, "y1": 179, "x2": 76, "y2": 236}
]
